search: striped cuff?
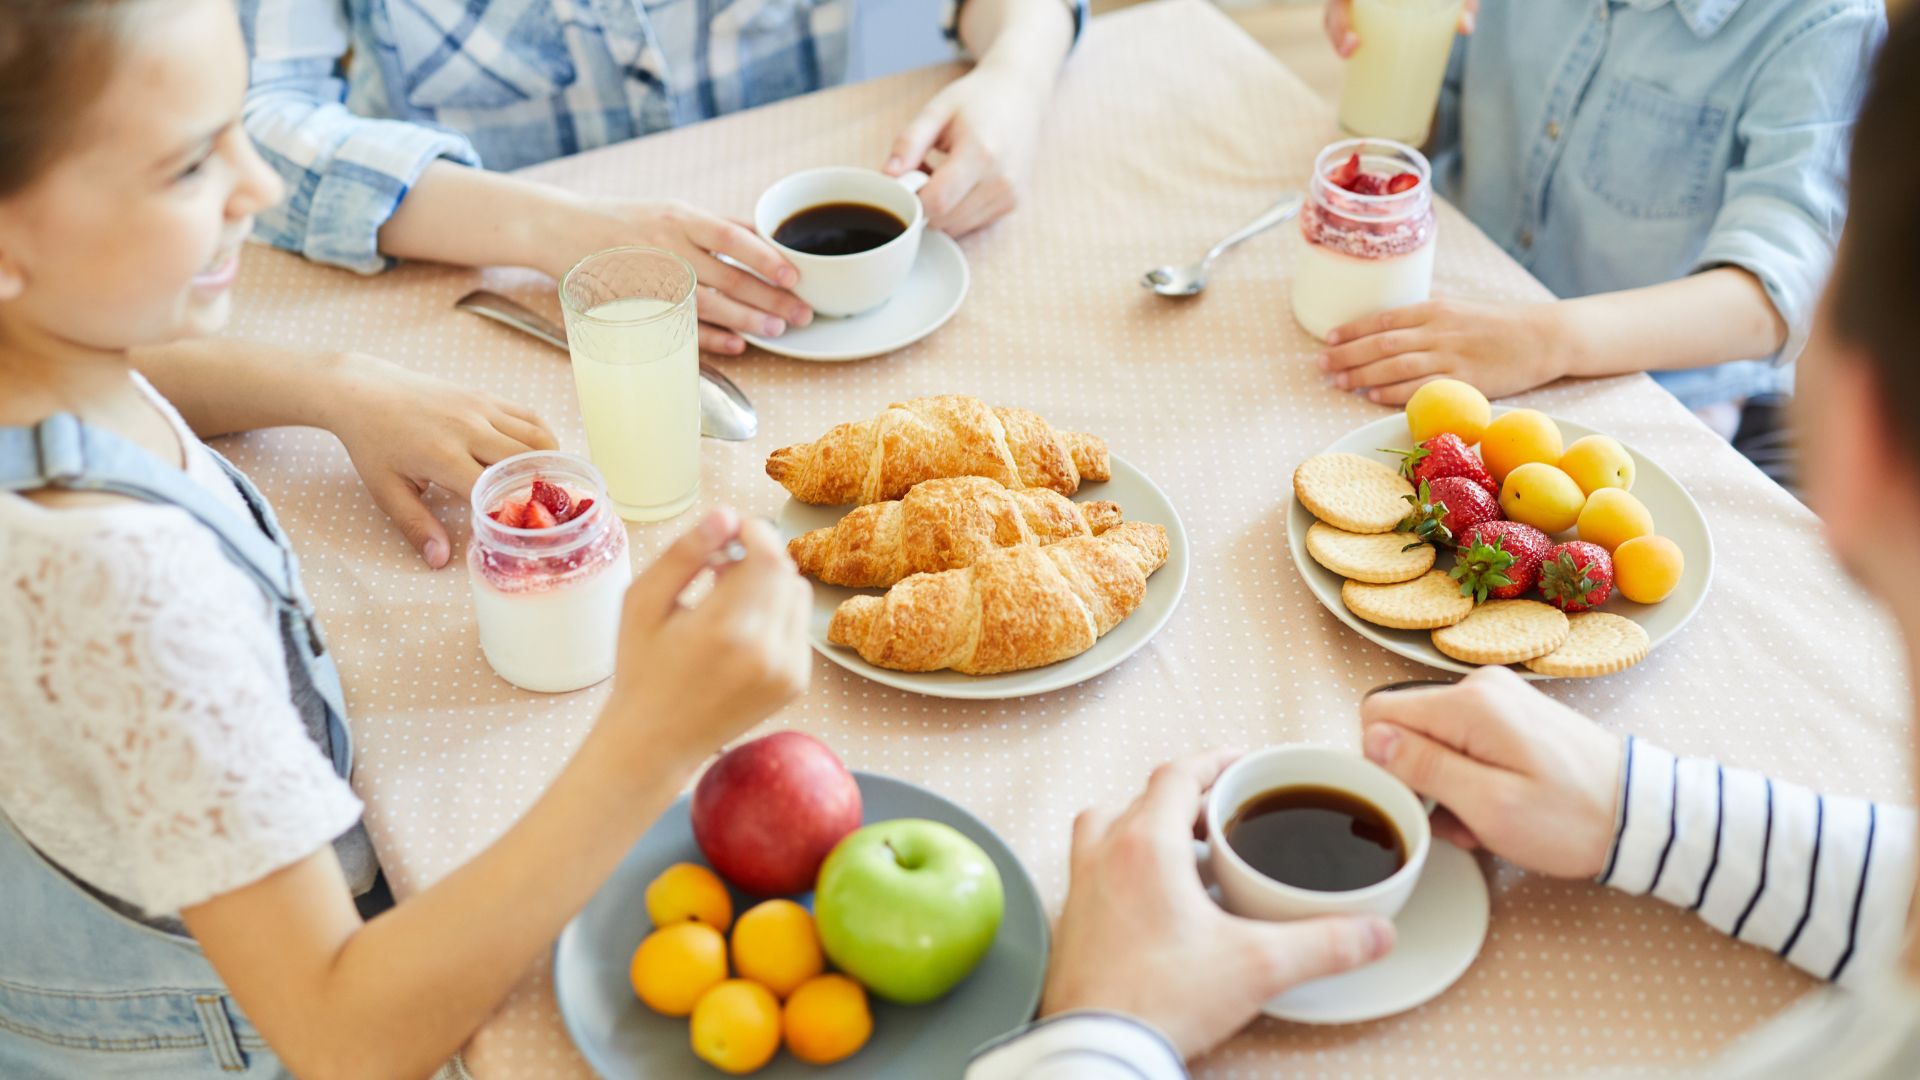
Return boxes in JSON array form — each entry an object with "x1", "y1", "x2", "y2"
[
  {"x1": 1598, "y1": 737, "x2": 1915, "y2": 986},
  {"x1": 967, "y1": 1011, "x2": 1186, "y2": 1080}
]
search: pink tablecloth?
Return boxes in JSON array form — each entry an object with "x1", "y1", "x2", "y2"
[{"x1": 219, "y1": 1, "x2": 1912, "y2": 1075}]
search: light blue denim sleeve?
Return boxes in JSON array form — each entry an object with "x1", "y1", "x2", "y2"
[
  {"x1": 238, "y1": 0, "x2": 481, "y2": 275},
  {"x1": 1691, "y1": 4, "x2": 1885, "y2": 367}
]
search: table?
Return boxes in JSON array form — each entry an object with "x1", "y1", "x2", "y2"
[{"x1": 219, "y1": 1, "x2": 1913, "y2": 1075}]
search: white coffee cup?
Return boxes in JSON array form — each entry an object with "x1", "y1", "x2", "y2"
[
  {"x1": 1204, "y1": 745, "x2": 1431, "y2": 921},
  {"x1": 754, "y1": 166, "x2": 929, "y2": 318}
]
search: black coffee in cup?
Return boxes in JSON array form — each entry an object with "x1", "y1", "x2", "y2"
[
  {"x1": 1224, "y1": 785, "x2": 1406, "y2": 892},
  {"x1": 773, "y1": 202, "x2": 907, "y2": 256}
]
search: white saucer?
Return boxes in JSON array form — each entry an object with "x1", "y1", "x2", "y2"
[
  {"x1": 1262, "y1": 842, "x2": 1490, "y2": 1024},
  {"x1": 741, "y1": 231, "x2": 969, "y2": 362}
]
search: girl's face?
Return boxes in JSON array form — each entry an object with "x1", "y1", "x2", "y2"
[{"x1": 0, "y1": 0, "x2": 282, "y2": 351}]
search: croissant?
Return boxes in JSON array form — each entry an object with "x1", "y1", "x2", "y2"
[
  {"x1": 827, "y1": 522, "x2": 1169, "y2": 675},
  {"x1": 766, "y1": 395, "x2": 1111, "y2": 505},
  {"x1": 790, "y1": 477, "x2": 1124, "y2": 588}
]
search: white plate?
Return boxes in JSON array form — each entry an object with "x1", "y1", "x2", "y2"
[
  {"x1": 776, "y1": 454, "x2": 1189, "y2": 700},
  {"x1": 742, "y1": 231, "x2": 968, "y2": 362},
  {"x1": 1287, "y1": 411, "x2": 1714, "y2": 679},
  {"x1": 1262, "y1": 842, "x2": 1490, "y2": 1024}
]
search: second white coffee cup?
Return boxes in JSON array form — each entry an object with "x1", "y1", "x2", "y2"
[
  {"x1": 755, "y1": 166, "x2": 928, "y2": 318},
  {"x1": 1204, "y1": 744, "x2": 1432, "y2": 921}
]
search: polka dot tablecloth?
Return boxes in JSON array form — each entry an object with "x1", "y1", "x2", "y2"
[{"x1": 218, "y1": 1, "x2": 1910, "y2": 1076}]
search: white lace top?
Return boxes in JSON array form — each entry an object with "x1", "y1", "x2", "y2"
[{"x1": 0, "y1": 375, "x2": 363, "y2": 916}]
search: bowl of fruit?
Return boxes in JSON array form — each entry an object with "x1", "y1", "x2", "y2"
[
  {"x1": 1287, "y1": 380, "x2": 1713, "y2": 678},
  {"x1": 554, "y1": 732, "x2": 1048, "y2": 1076}
]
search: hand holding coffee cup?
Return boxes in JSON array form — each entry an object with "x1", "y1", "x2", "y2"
[
  {"x1": 754, "y1": 166, "x2": 930, "y2": 318},
  {"x1": 1038, "y1": 751, "x2": 1394, "y2": 1060}
]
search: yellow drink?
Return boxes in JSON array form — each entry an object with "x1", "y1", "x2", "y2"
[
  {"x1": 561, "y1": 252, "x2": 702, "y2": 522},
  {"x1": 1338, "y1": 0, "x2": 1465, "y2": 146}
]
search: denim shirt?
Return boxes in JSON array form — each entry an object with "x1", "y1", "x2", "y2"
[
  {"x1": 1430, "y1": 0, "x2": 1884, "y2": 408},
  {"x1": 238, "y1": 0, "x2": 1088, "y2": 275}
]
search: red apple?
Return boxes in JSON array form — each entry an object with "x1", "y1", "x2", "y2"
[{"x1": 690, "y1": 732, "x2": 862, "y2": 896}]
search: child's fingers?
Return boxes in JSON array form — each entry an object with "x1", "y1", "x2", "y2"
[
  {"x1": 1335, "y1": 352, "x2": 1444, "y2": 391},
  {"x1": 1324, "y1": 0, "x2": 1359, "y2": 57},
  {"x1": 1364, "y1": 376, "x2": 1446, "y2": 406},
  {"x1": 365, "y1": 472, "x2": 453, "y2": 569},
  {"x1": 1320, "y1": 327, "x2": 1434, "y2": 373},
  {"x1": 490, "y1": 412, "x2": 558, "y2": 453}
]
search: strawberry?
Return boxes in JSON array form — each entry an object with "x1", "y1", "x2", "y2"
[
  {"x1": 1538, "y1": 541, "x2": 1614, "y2": 612},
  {"x1": 522, "y1": 500, "x2": 559, "y2": 529},
  {"x1": 1349, "y1": 172, "x2": 1388, "y2": 196},
  {"x1": 1396, "y1": 477, "x2": 1500, "y2": 550},
  {"x1": 530, "y1": 479, "x2": 572, "y2": 521},
  {"x1": 1452, "y1": 520, "x2": 1552, "y2": 601},
  {"x1": 1329, "y1": 152, "x2": 1362, "y2": 190},
  {"x1": 491, "y1": 498, "x2": 528, "y2": 528},
  {"x1": 1386, "y1": 172, "x2": 1419, "y2": 194},
  {"x1": 1383, "y1": 434, "x2": 1497, "y2": 496},
  {"x1": 568, "y1": 497, "x2": 595, "y2": 521}
]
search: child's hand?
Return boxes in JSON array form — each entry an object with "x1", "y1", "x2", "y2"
[
  {"x1": 602, "y1": 510, "x2": 813, "y2": 769},
  {"x1": 1319, "y1": 298, "x2": 1570, "y2": 404},
  {"x1": 326, "y1": 355, "x2": 558, "y2": 567},
  {"x1": 1324, "y1": 0, "x2": 1477, "y2": 58}
]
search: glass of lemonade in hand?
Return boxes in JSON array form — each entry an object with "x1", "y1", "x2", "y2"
[
  {"x1": 560, "y1": 246, "x2": 701, "y2": 522},
  {"x1": 1338, "y1": 0, "x2": 1466, "y2": 146}
]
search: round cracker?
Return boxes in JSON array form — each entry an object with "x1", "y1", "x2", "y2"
[
  {"x1": 1294, "y1": 453, "x2": 1413, "y2": 534},
  {"x1": 1307, "y1": 521, "x2": 1436, "y2": 583},
  {"x1": 1431, "y1": 600, "x2": 1570, "y2": 666},
  {"x1": 1341, "y1": 570, "x2": 1473, "y2": 630},
  {"x1": 1525, "y1": 611, "x2": 1650, "y2": 678}
]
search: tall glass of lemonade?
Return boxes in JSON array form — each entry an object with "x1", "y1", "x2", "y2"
[
  {"x1": 559, "y1": 247, "x2": 700, "y2": 522},
  {"x1": 1337, "y1": 0, "x2": 1466, "y2": 146}
]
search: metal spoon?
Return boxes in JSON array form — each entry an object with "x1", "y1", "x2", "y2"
[
  {"x1": 1140, "y1": 191, "x2": 1305, "y2": 297},
  {"x1": 453, "y1": 290, "x2": 758, "y2": 441}
]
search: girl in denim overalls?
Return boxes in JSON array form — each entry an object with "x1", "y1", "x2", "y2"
[{"x1": 0, "y1": 1, "x2": 813, "y2": 1075}]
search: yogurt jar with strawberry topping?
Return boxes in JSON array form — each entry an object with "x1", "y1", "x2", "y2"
[
  {"x1": 469, "y1": 451, "x2": 631, "y2": 693},
  {"x1": 1291, "y1": 137, "x2": 1437, "y2": 342}
]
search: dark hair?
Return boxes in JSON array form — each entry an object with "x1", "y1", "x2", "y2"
[
  {"x1": 0, "y1": 0, "x2": 129, "y2": 198},
  {"x1": 1831, "y1": 10, "x2": 1920, "y2": 471}
]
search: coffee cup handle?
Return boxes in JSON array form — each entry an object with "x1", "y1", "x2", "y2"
[{"x1": 896, "y1": 170, "x2": 930, "y2": 196}]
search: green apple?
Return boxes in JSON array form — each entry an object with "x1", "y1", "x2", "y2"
[{"x1": 813, "y1": 818, "x2": 1004, "y2": 1005}]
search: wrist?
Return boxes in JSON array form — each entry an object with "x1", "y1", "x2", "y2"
[
  {"x1": 1530, "y1": 300, "x2": 1592, "y2": 382},
  {"x1": 506, "y1": 183, "x2": 602, "y2": 279},
  {"x1": 971, "y1": 3, "x2": 1073, "y2": 91}
]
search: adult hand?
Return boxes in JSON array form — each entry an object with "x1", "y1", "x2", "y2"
[
  {"x1": 600, "y1": 510, "x2": 812, "y2": 769},
  {"x1": 326, "y1": 354, "x2": 557, "y2": 568},
  {"x1": 1359, "y1": 666, "x2": 1623, "y2": 878},
  {"x1": 1324, "y1": 0, "x2": 1478, "y2": 58},
  {"x1": 583, "y1": 199, "x2": 815, "y2": 355},
  {"x1": 1319, "y1": 298, "x2": 1574, "y2": 404},
  {"x1": 1041, "y1": 751, "x2": 1395, "y2": 1060},
  {"x1": 884, "y1": 57, "x2": 1056, "y2": 236}
]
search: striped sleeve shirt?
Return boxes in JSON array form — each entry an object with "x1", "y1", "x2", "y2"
[{"x1": 1598, "y1": 736, "x2": 1915, "y2": 987}]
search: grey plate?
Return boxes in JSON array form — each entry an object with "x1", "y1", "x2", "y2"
[
  {"x1": 777, "y1": 454, "x2": 1189, "y2": 699},
  {"x1": 554, "y1": 772, "x2": 1049, "y2": 1078},
  {"x1": 1286, "y1": 411, "x2": 1714, "y2": 679}
]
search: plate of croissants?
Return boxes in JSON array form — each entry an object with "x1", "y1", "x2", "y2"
[{"x1": 768, "y1": 395, "x2": 1189, "y2": 700}]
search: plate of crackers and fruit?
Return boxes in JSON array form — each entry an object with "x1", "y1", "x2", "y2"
[
  {"x1": 1288, "y1": 380, "x2": 1713, "y2": 679},
  {"x1": 768, "y1": 395, "x2": 1189, "y2": 700}
]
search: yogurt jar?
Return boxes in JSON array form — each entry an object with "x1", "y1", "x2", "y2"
[
  {"x1": 1290, "y1": 137, "x2": 1437, "y2": 342},
  {"x1": 468, "y1": 451, "x2": 631, "y2": 693}
]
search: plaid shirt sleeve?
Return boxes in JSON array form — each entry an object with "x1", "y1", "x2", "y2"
[
  {"x1": 943, "y1": 0, "x2": 1090, "y2": 52},
  {"x1": 238, "y1": 0, "x2": 482, "y2": 275}
]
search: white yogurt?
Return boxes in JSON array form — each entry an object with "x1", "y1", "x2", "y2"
[
  {"x1": 470, "y1": 553, "x2": 630, "y2": 693},
  {"x1": 1291, "y1": 233, "x2": 1437, "y2": 342}
]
